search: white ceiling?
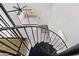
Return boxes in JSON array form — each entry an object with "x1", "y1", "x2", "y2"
[{"x1": 2, "y1": 3, "x2": 52, "y2": 25}]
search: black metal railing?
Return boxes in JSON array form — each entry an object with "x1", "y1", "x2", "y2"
[
  {"x1": 0, "y1": 25, "x2": 68, "y2": 56},
  {"x1": 0, "y1": 3, "x2": 68, "y2": 56}
]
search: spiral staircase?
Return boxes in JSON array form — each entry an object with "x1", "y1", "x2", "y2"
[{"x1": 0, "y1": 3, "x2": 79, "y2": 56}]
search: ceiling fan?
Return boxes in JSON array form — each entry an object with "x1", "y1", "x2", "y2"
[
  {"x1": 7, "y1": 3, "x2": 32, "y2": 15},
  {"x1": 7, "y1": 3, "x2": 37, "y2": 18}
]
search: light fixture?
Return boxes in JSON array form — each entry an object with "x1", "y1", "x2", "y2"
[
  {"x1": 18, "y1": 10, "x2": 32, "y2": 20},
  {"x1": 7, "y1": 3, "x2": 37, "y2": 24},
  {"x1": 18, "y1": 10, "x2": 33, "y2": 24},
  {"x1": 18, "y1": 10, "x2": 37, "y2": 25}
]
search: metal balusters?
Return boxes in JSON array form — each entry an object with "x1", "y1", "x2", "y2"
[
  {"x1": 51, "y1": 35, "x2": 57, "y2": 44},
  {"x1": 0, "y1": 15, "x2": 68, "y2": 56},
  {"x1": 31, "y1": 27, "x2": 36, "y2": 45},
  {"x1": 43, "y1": 29, "x2": 46, "y2": 42},
  {"x1": 47, "y1": 32, "x2": 50, "y2": 42},
  {"x1": 41, "y1": 27, "x2": 42, "y2": 42},
  {"x1": 24, "y1": 27, "x2": 32, "y2": 47},
  {"x1": 22, "y1": 41, "x2": 30, "y2": 51},
  {"x1": 0, "y1": 30, "x2": 28, "y2": 56},
  {"x1": 53, "y1": 38, "x2": 60, "y2": 46},
  {"x1": 0, "y1": 4, "x2": 26, "y2": 45},
  {"x1": 0, "y1": 3, "x2": 69, "y2": 55},
  {"x1": 57, "y1": 45, "x2": 65, "y2": 51},
  {"x1": 2, "y1": 23, "x2": 29, "y2": 50},
  {"x1": 0, "y1": 15, "x2": 11, "y2": 27},
  {"x1": 0, "y1": 15, "x2": 20, "y2": 38},
  {"x1": 12, "y1": 30, "x2": 29, "y2": 53},
  {"x1": 0, "y1": 24, "x2": 14, "y2": 37},
  {"x1": 14, "y1": 28, "x2": 30, "y2": 51},
  {"x1": 6, "y1": 30, "x2": 14, "y2": 37},
  {"x1": 46, "y1": 31, "x2": 50, "y2": 43},
  {"x1": 48, "y1": 33, "x2": 53, "y2": 43},
  {"x1": 1, "y1": 5, "x2": 28, "y2": 49},
  {"x1": 60, "y1": 38, "x2": 68, "y2": 49},
  {"x1": 54, "y1": 42, "x2": 63, "y2": 49},
  {"x1": 0, "y1": 27, "x2": 29, "y2": 53},
  {"x1": 0, "y1": 31, "x2": 8, "y2": 37},
  {"x1": 17, "y1": 39, "x2": 24, "y2": 55},
  {"x1": 14, "y1": 28, "x2": 24, "y2": 40},
  {"x1": 36, "y1": 27, "x2": 39, "y2": 43},
  {"x1": 8, "y1": 28, "x2": 30, "y2": 52}
]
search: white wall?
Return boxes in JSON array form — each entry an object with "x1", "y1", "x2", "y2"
[{"x1": 47, "y1": 3, "x2": 79, "y2": 48}]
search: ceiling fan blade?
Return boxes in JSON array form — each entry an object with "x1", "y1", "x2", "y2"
[
  {"x1": 21, "y1": 5, "x2": 27, "y2": 9},
  {"x1": 13, "y1": 6, "x2": 19, "y2": 10},
  {"x1": 17, "y1": 3, "x2": 20, "y2": 9},
  {"x1": 7, "y1": 10, "x2": 18, "y2": 12}
]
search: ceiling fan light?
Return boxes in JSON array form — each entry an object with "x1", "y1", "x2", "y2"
[{"x1": 18, "y1": 10, "x2": 31, "y2": 24}]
